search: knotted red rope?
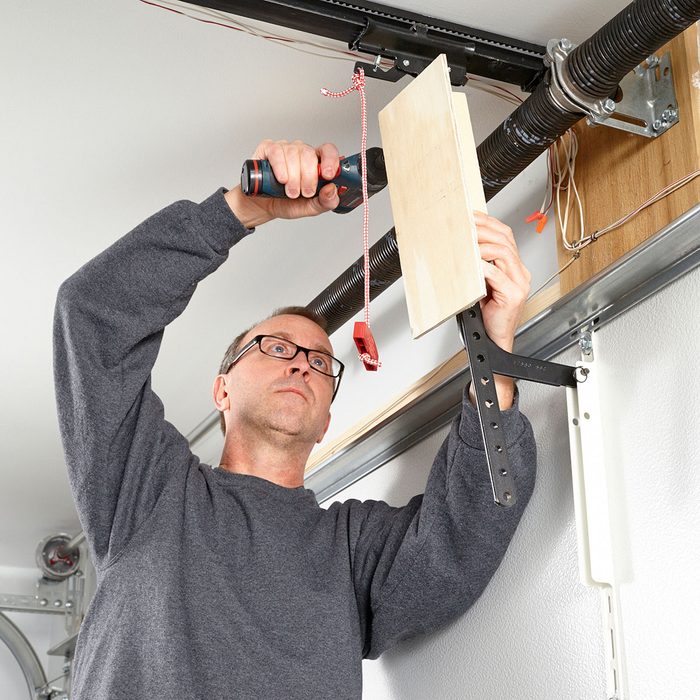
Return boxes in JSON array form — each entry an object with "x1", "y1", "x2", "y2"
[{"x1": 321, "y1": 68, "x2": 381, "y2": 370}]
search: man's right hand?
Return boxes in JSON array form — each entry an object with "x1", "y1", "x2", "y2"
[{"x1": 225, "y1": 139, "x2": 341, "y2": 229}]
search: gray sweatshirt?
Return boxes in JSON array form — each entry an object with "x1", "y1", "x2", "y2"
[{"x1": 53, "y1": 188, "x2": 537, "y2": 699}]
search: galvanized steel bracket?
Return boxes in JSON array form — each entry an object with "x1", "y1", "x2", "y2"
[
  {"x1": 547, "y1": 37, "x2": 679, "y2": 139},
  {"x1": 587, "y1": 52, "x2": 679, "y2": 138}
]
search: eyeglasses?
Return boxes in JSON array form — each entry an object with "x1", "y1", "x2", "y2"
[{"x1": 225, "y1": 335, "x2": 345, "y2": 401}]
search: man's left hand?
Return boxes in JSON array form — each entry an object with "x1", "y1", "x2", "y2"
[{"x1": 468, "y1": 212, "x2": 532, "y2": 410}]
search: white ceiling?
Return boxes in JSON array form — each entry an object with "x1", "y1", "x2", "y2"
[{"x1": 1, "y1": 0, "x2": 632, "y2": 570}]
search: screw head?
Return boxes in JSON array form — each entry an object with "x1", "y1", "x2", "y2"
[
  {"x1": 652, "y1": 119, "x2": 662, "y2": 131},
  {"x1": 559, "y1": 37, "x2": 572, "y2": 50},
  {"x1": 604, "y1": 98, "x2": 615, "y2": 112},
  {"x1": 578, "y1": 333, "x2": 593, "y2": 356},
  {"x1": 402, "y1": 59, "x2": 410, "y2": 67}
]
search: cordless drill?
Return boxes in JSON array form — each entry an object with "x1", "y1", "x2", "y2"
[{"x1": 240, "y1": 146, "x2": 387, "y2": 214}]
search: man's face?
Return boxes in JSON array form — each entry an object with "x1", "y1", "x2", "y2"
[{"x1": 219, "y1": 314, "x2": 334, "y2": 445}]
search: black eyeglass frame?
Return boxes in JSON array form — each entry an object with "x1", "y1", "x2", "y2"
[{"x1": 225, "y1": 334, "x2": 345, "y2": 402}]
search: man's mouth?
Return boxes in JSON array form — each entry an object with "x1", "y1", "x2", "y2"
[{"x1": 277, "y1": 387, "x2": 308, "y2": 401}]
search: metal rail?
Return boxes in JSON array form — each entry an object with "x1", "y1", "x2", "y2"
[{"x1": 186, "y1": 0, "x2": 547, "y2": 89}]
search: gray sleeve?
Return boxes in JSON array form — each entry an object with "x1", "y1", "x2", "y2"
[
  {"x1": 345, "y1": 384, "x2": 537, "y2": 659},
  {"x1": 53, "y1": 188, "x2": 252, "y2": 569}
]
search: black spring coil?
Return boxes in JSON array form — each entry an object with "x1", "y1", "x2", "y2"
[
  {"x1": 307, "y1": 228, "x2": 402, "y2": 336},
  {"x1": 567, "y1": 0, "x2": 700, "y2": 100},
  {"x1": 478, "y1": 80, "x2": 581, "y2": 201}
]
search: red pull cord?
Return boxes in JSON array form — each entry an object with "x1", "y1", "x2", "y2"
[{"x1": 321, "y1": 68, "x2": 381, "y2": 371}]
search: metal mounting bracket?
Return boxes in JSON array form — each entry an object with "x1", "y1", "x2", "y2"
[
  {"x1": 588, "y1": 52, "x2": 679, "y2": 138},
  {"x1": 566, "y1": 328, "x2": 628, "y2": 700},
  {"x1": 457, "y1": 304, "x2": 580, "y2": 507},
  {"x1": 546, "y1": 37, "x2": 678, "y2": 139},
  {"x1": 0, "y1": 571, "x2": 85, "y2": 635}
]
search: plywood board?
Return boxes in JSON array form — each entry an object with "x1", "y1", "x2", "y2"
[
  {"x1": 556, "y1": 24, "x2": 700, "y2": 294},
  {"x1": 378, "y1": 54, "x2": 486, "y2": 339}
]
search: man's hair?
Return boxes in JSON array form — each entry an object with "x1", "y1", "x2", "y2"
[{"x1": 217, "y1": 306, "x2": 329, "y2": 435}]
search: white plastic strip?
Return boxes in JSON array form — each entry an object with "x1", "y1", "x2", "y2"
[{"x1": 566, "y1": 332, "x2": 628, "y2": 699}]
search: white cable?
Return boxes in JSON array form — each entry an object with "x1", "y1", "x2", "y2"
[
  {"x1": 530, "y1": 167, "x2": 700, "y2": 300},
  {"x1": 554, "y1": 130, "x2": 586, "y2": 252},
  {"x1": 140, "y1": 0, "x2": 393, "y2": 64}
]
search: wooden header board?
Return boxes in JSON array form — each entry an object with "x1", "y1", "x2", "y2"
[{"x1": 378, "y1": 54, "x2": 487, "y2": 339}]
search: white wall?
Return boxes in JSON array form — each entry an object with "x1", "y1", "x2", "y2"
[{"x1": 331, "y1": 265, "x2": 700, "y2": 699}]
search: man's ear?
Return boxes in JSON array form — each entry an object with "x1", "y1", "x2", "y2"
[
  {"x1": 212, "y1": 374, "x2": 231, "y2": 412},
  {"x1": 316, "y1": 412, "x2": 331, "y2": 444}
]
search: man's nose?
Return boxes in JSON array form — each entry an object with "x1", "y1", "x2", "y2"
[{"x1": 285, "y1": 351, "x2": 311, "y2": 377}]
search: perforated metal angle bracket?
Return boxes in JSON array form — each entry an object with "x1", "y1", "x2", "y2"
[{"x1": 457, "y1": 304, "x2": 580, "y2": 507}]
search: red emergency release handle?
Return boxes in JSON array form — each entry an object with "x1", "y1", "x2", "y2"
[{"x1": 353, "y1": 321, "x2": 380, "y2": 371}]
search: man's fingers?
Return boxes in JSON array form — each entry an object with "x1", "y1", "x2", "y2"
[
  {"x1": 317, "y1": 143, "x2": 340, "y2": 181},
  {"x1": 283, "y1": 142, "x2": 303, "y2": 198},
  {"x1": 318, "y1": 183, "x2": 340, "y2": 210},
  {"x1": 250, "y1": 139, "x2": 339, "y2": 201},
  {"x1": 480, "y1": 258, "x2": 528, "y2": 309},
  {"x1": 478, "y1": 242, "x2": 530, "y2": 293},
  {"x1": 243, "y1": 139, "x2": 341, "y2": 223},
  {"x1": 473, "y1": 211, "x2": 518, "y2": 254},
  {"x1": 474, "y1": 210, "x2": 516, "y2": 240},
  {"x1": 254, "y1": 139, "x2": 289, "y2": 184},
  {"x1": 300, "y1": 144, "x2": 320, "y2": 198}
]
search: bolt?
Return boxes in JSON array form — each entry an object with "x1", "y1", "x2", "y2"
[
  {"x1": 652, "y1": 119, "x2": 662, "y2": 131},
  {"x1": 646, "y1": 55, "x2": 659, "y2": 68},
  {"x1": 65, "y1": 600, "x2": 73, "y2": 609},
  {"x1": 578, "y1": 333, "x2": 593, "y2": 355},
  {"x1": 402, "y1": 59, "x2": 410, "y2": 67},
  {"x1": 559, "y1": 37, "x2": 572, "y2": 51},
  {"x1": 604, "y1": 98, "x2": 615, "y2": 112},
  {"x1": 53, "y1": 599, "x2": 62, "y2": 608},
  {"x1": 39, "y1": 598, "x2": 48, "y2": 607}
]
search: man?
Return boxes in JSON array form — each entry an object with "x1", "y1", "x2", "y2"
[{"x1": 54, "y1": 139, "x2": 536, "y2": 699}]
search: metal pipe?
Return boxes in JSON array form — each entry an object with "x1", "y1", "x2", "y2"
[
  {"x1": 64, "y1": 531, "x2": 85, "y2": 552},
  {"x1": 0, "y1": 612, "x2": 48, "y2": 700},
  {"x1": 308, "y1": 0, "x2": 700, "y2": 335}
]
